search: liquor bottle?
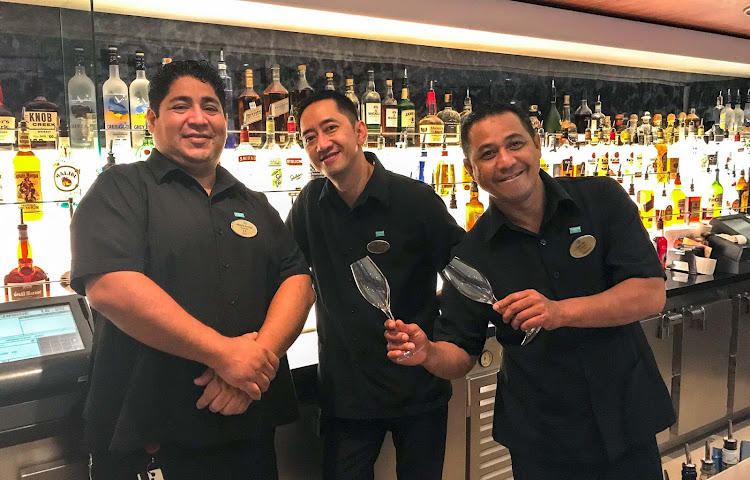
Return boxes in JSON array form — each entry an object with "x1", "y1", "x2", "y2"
[
  {"x1": 128, "y1": 50, "x2": 149, "y2": 148},
  {"x1": 217, "y1": 50, "x2": 236, "y2": 149},
  {"x1": 262, "y1": 115, "x2": 279, "y2": 150},
  {"x1": 700, "y1": 440, "x2": 717, "y2": 479},
  {"x1": 102, "y1": 46, "x2": 130, "y2": 151},
  {"x1": 560, "y1": 95, "x2": 577, "y2": 144},
  {"x1": 0, "y1": 72, "x2": 15, "y2": 150},
  {"x1": 397, "y1": 69, "x2": 416, "y2": 147},
  {"x1": 590, "y1": 95, "x2": 605, "y2": 137},
  {"x1": 671, "y1": 172, "x2": 686, "y2": 224},
  {"x1": 460, "y1": 88, "x2": 472, "y2": 124},
  {"x1": 687, "y1": 179, "x2": 701, "y2": 223},
  {"x1": 544, "y1": 80, "x2": 561, "y2": 134},
  {"x1": 722, "y1": 420, "x2": 739, "y2": 470},
  {"x1": 712, "y1": 91, "x2": 725, "y2": 138},
  {"x1": 4, "y1": 211, "x2": 50, "y2": 302},
  {"x1": 23, "y1": 93, "x2": 59, "y2": 150},
  {"x1": 709, "y1": 168, "x2": 723, "y2": 219},
  {"x1": 52, "y1": 120, "x2": 81, "y2": 200},
  {"x1": 67, "y1": 47, "x2": 97, "y2": 149},
  {"x1": 465, "y1": 181, "x2": 484, "y2": 230},
  {"x1": 438, "y1": 93, "x2": 460, "y2": 145},
  {"x1": 13, "y1": 121, "x2": 43, "y2": 221},
  {"x1": 284, "y1": 129, "x2": 307, "y2": 191},
  {"x1": 687, "y1": 109, "x2": 700, "y2": 137},
  {"x1": 734, "y1": 169, "x2": 747, "y2": 212},
  {"x1": 734, "y1": 89, "x2": 744, "y2": 135},
  {"x1": 134, "y1": 131, "x2": 154, "y2": 161},
  {"x1": 653, "y1": 213, "x2": 667, "y2": 267},
  {"x1": 449, "y1": 187, "x2": 457, "y2": 209},
  {"x1": 293, "y1": 65, "x2": 314, "y2": 112},
  {"x1": 360, "y1": 69, "x2": 381, "y2": 143},
  {"x1": 324, "y1": 72, "x2": 335, "y2": 91},
  {"x1": 263, "y1": 65, "x2": 290, "y2": 145},
  {"x1": 345, "y1": 78, "x2": 360, "y2": 118},
  {"x1": 573, "y1": 93, "x2": 592, "y2": 140},
  {"x1": 381, "y1": 79, "x2": 398, "y2": 147},
  {"x1": 744, "y1": 89, "x2": 750, "y2": 131},
  {"x1": 683, "y1": 444, "x2": 698, "y2": 480},
  {"x1": 637, "y1": 172, "x2": 655, "y2": 229},
  {"x1": 653, "y1": 113, "x2": 663, "y2": 143},
  {"x1": 162, "y1": 57, "x2": 172, "y2": 67},
  {"x1": 237, "y1": 69, "x2": 263, "y2": 147},
  {"x1": 419, "y1": 81, "x2": 444, "y2": 147}
]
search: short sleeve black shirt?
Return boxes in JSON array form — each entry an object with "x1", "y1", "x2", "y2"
[
  {"x1": 285, "y1": 152, "x2": 465, "y2": 419},
  {"x1": 434, "y1": 170, "x2": 674, "y2": 463},
  {"x1": 70, "y1": 148, "x2": 310, "y2": 453}
]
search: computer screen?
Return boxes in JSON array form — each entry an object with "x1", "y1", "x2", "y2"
[
  {"x1": 0, "y1": 304, "x2": 85, "y2": 363},
  {"x1": 720, "y1": 217, "x2": 750, "y2": 238}
]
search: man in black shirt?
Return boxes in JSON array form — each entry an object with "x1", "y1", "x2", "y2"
[
  {"x1": 286, "y1": 91, "x2": 465, "y2": 479},
  {"x1": 71, "y1": 60, "x2": 315, "y2": 480},
  {"x1": 386, "y1": 103, "x2": 674, "y2": 480}
]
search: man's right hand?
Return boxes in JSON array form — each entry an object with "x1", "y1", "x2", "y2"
[
  {"x1": 212, "y1": 332, "x2": 279, "y2": 398},
  {"x1": 384, "y1": 319, "x2": 430, "y2": 366}
]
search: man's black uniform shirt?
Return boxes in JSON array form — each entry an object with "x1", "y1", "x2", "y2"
[
  {"x1": 435, "y1": 170, "x2": 675, "y2": 463},
  {"x1": 285, "y1": 152, "x2": 465, "y2": 419},
  {"x1": 70, "y1": 149, "x2": 309, "y2": 453}
]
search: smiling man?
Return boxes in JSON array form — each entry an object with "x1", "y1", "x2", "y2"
[
  {"x1": 285, "y1": 90, "x2": 465, "y2": 479},
  {"x1": 385, "y1": 103, "x2": 675, "y2": 480},
  {"x1": 70, "y1": 60, "x2": 314, "y2": 480}
]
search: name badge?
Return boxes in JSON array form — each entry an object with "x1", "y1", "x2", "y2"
[
  {"x1": 570, "y1": 235, "x2": 596, "y2": 258},
  {"x1": 231, "y1": 219, "x2": 258, "y2": 238},
  {"x1": 367, "y1": 240, "x2": 390, "y2": 254}
]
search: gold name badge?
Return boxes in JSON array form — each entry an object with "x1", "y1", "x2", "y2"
[
  {"x1": 231, "y1": 219, "x2": 258, "y2": 238},
  {"x1": 569, "y1": 234, "x2": 596, "y2": 258}
]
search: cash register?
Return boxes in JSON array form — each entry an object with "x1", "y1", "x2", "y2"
[
  {"x1": 709, "y1": 214, "x2": 750, "y2": 274},
  {"x1": 0, "y1": 294, "x2": 93, "y2": 446}
]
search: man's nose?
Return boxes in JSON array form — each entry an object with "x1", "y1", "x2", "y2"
[
  {"x1": 495, "y1": 148, "x2": 516, "y2": 170},
  {"x1": 186, "y1": 105, "x2": 209, "y2": 126},
  {"x1": 316, "y1": 132, "x2": 332, "y2": 151}
]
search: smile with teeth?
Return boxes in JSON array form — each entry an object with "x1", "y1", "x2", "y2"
[{"x1": 498, "y1": 171, "x2": 523, "y2": 182}]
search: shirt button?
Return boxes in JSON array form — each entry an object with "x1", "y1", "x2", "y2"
[
  {"x1": 216, "y1": 227, "x2": 223, "y2": 235},
  {"x1": 223, "y1": 263, "x2": 230, "y2": 269},
  {"x1": 540, "y1": 239, "x2": 547, "y2": 246},
  {"x1": 351, "y1": 307, "x2": 357, "y2": 314},
  {"x1": 228, "y1": 297, "x2": 237, "y2": 305},
  {"x1": 553, "y1": 271, "x2": 560, "y2": 279}
]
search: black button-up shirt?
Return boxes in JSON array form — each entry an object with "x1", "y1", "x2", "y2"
[
  {"x1": 70, "y1": 148, "x2": 309, "y2": 453},
  {"x1": 286, "y1": 152, "x2": 465, "y2": 419},
  {"x1": 435, "y1": 170, "x2": 674, "y2": 463}
]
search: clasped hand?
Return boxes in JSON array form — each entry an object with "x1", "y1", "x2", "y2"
[{"x1": 493, "y1": 289, "x2": 564, "y2": 332}]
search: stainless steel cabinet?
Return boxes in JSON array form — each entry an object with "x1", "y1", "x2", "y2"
[
  {"x1": 642, "y1": 312, "x2": 678, "y2": 444},
  {"x1": 735, "y1": 293, "x2": 750, "y2": 412},
  {"x1": 676, "y1": 299, "x2": 733, "y2": 435}
]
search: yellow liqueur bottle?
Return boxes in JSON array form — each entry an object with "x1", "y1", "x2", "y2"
[
  {"x1": 13, "y1": 121, "x2": 43, "y2": 221},
  {"x1": 671, "y1": 172, "x2": 687, "y2": 224},
  {"x1": 465, "y1": 181, "x2": 484, "y2": 230}
]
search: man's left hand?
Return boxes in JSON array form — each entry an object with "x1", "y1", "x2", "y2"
[
  {"x1": 493, "y1": 289, "x2": 566, "y2": 332},
  {"x1": 194, "y1": 368, "x2": 253, "y2": 415}
]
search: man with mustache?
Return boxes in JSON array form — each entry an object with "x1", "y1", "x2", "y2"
[
  {"x1": 71, "y1": 60, "x2": 315, "y2": 480},
  {"x1": 285, "y1": 90, "x2": 465, "y2": 479},
  {"x1": 385, "y1": 103, "x2": 675, "y2": 480}
]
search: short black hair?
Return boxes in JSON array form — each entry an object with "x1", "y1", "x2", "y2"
[
  {"x1": 460, "y1": 103, "x2": 536, "y2": 158},
  {"x1": 297, "y1": 90, "x2": 359, "y2": 129},
  {"x1": 148, "y1": 60, "x2": 226, "y2": 117}
]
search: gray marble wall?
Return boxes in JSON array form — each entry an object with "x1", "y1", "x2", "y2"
[{"x1": 0, "y1": 2, "x2": 746, "y2": 137}]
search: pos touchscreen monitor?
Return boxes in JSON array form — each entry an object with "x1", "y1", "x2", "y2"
[{"x1": 0, "y1": 303, "x2": 86, "y2": 363}]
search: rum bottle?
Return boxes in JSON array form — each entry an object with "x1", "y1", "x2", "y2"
[
  {"x1": 465, "y1": 181, "x2": 484, "y2": 230},
  {"x1": 4, "y1": 211, "x2": 50, "y2": 302},
  {"x1": 129, "y1": 50, "x2": 149, "y2": 148},
  {"x1": 238, "y1": 69, "x2": 263, "y2": 146},
  {"x1": 381, "y1": 79, "x2": 398, "y2": 147},
  {"x1": 102, "y1": 46, "x2": 130, "y2": 151},
  {"x1": 419, "y1": 81, "x2": 444, "y2": 147},
  {"x1": 53, "y1": 120, "x2": 81, "y2": 200},
  {"x1": 263, "y1": 65, "x2": 290, "y2": 144},
  {"x1": 67, "y1": 47, "x2": 97, "y2": 149},
  {"x1": 13, "y1": 121, "x2": 43, "y2": 221}
]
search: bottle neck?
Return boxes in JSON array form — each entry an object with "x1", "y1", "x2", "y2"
[
  {"x1": 135, "y1": 70, "x2": 146, "y2": 79},
  {"x1": 109, "y1": 64, "x2": 120, "y2": 80},
  {"x1": 75, "y1": 65, "x2": 87, "y2": 76},
  {"x1": 385, "y1": 86, "x2": 394, "y2": 99},
  {"x1": 401, "y1": 88, "x2": 409, "y2": 100}
]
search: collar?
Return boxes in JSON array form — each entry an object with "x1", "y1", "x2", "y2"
[
  {"x1": 145, "y1": 148, "x2": 238, "y2": 195},
  {"x1": 482, "y1": 169, "x2": 579, "y2": 241},
  {"x1": 318, "y1": 151, "x2": 390, "y2": 209}
]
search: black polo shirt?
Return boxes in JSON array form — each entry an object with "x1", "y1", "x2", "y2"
[
  {"x1": 70, "y1": 148, "x2": 310, "y2": 453},
  {"x1": 285, "y1": 152, "x2": 465, "y2": 419},
  {"x1": 435, "y1": 170, "x2": 675, "y2": 463}
]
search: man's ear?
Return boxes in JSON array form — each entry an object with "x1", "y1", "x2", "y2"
[
  {"x1": 146, "y1": 107, "x2": 157, "y2": 134},
  {"x1": 463, "y1": 157, "x2": 474, "y2": 180}
]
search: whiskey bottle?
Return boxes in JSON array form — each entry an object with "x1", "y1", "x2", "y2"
[
  {"x1": 129, "y1": 50, "x2": 149, "y2": 148},
  {"x1": 102, "y1": 46, "x2": 130, "y2": 151},
  {"x1": 381, "y1": 79, "x2": 398, "y2": 147},
  {"x1": 23, "y1": 94, "x2": 58, "y2": 150},
  {"x1": 559, "y1": 95, "x2": 577, "y2": 144},
  {"x1": 13, "y1": 121, "x2": 43, "y2": 221},
  {"x1": 465, "y1": 181, "x2": 484, "y2": 230},
  {"x1": 67, "y1": 47, "x2": 97, "y2": 149},
  {"x1": 324, "y1": 72, "x2": 335, "y2": 91},
  {"x1": 360, "y1": 69, "x2": 381, "y2": 143},
  {"x1": 438, "y1": 93, "x2": 461, "y2": 145},
  {"x1": 345, "y1": 78, "x2": 360, "y2": 118},
  {"x1": 293, "y1": 65, "x2": 314, "y2": 113},
  {"x1": 238, "y1": 69, "x2": 263, "y2": 146},
  {"x1": 263, "y1": 65, "x2": 290, "y2": 144},
  {"x1": 544, "y1": 80, "x2": 561, "y2": 134},
  {"x1": 4, "y1": 211, "x2": 50, "y2": 302},
  {"x1": 419, "y1": 81, "x2": 444, "y2": 147},
  {"x1": 460, "y1": 88, "x2": 472, "y2": 125},
  {"x1": 0, "y1": 72, "x2": 14, "y2": 150},
  {"x1": 217, "y1": 50, "x2": 236, "y2": 148},
  {"x1": 397, "y1": 69, "x2": 415, "y2": 147}
]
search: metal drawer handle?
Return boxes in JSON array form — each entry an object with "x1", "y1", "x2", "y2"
[
  {"x1": 685, "y1": 306, "x2": 707, "y2": 331},
  {"x1": 742, "y1": 292, "x2": 750, "y2": 314},
  {"x1": 658, "y1": 312, "x2": 683, "y2": 339}
]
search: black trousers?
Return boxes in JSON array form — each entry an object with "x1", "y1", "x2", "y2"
[
  {"x1": 321, "y1": 405, "x2": 448, "y2": 480},
  {"x1": 89, "y1": 429, "x2": 277, "y2": 480},
  {"x1": 510, "y1": 436, "x2": 663, "y2": 480}
]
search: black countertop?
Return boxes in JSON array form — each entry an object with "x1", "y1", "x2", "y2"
[{"x1": 665, "y1": 270, "x2": 750, "y2": 297}]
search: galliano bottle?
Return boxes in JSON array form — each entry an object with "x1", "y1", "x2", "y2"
[
  {"x1": 129, "y1": 50, "x2": 149, "y2": 148},
  {"x1": 67, "y1": 47, "x2": 97, "y2": 149},
  {"x1": 102, "y1": 46, "x2": 131, "y2": 151}
]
